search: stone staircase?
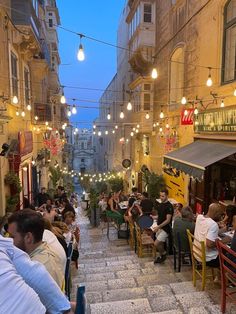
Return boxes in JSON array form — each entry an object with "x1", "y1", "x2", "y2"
[{"x1": 71, "y1": 209, "x2": 234, "y2": 314}]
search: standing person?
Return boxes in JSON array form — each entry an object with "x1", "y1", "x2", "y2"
[
  {"x1": 153, "y1": 189, "x2": 174, "y2": 264},
  {"x1": 36, "y1": 188, "x2": 50, "y2": 207},
  {"x1": 139, "y1": 192, "x2": 154, "y2": 215},
  {"x1": 8, "y1": 209, "x2": 65, "y2": 289}
]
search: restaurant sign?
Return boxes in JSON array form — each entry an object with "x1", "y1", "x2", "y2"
[{"x1": 194, "y1": 106, "x2": 236, "y2": 133}]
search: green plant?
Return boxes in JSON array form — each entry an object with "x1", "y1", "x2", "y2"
[
  {"x1": 49, "y1": 166, "x2": 62, "y2": 189},
  {"x1": 145, "y1": 172, "x2": 165, "y2": 201},
  {"x1": 5, "y1": 172, "x2": 22, "y2": 212},
  {"x1": 108, "y1": 177, "x2": 124, "y2": 192}
]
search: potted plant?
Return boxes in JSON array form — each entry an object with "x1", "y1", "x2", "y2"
[{"x1": 5, "y1": 172, "x2": 22, "y2": 212}]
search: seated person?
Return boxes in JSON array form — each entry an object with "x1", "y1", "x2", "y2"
[
  {"x1": 61, "y1": 199, "x2": 76, "y2": 219},
  {"x1": 194, "y1": 203, "x2": 225, "y2": 267},
  {"x1": 222, "y1": 205, "x2": 236, "y2": 230},
  {"x1": 0, "y1": 234, "x2": 71, "y2": 314},
  {"x1": 107, "y1": 192, "x2": 124, "y2": 224},
  {"x1": 43, "y1": 205, "x2": 58, "y2": 223},
  {"x1": 124, "y1": 197, "x2": 143, "y2": 223},
  {"x1": 8, "y1": 209, "x2": 65, "y2": 289},
  {"x1": 139, "y1": 192, "x2": 153, "y2": 215},
  {"x1": 225, "y1": 214, "x2": 236, "y2": 272},
  {"x1": 173, "y1": 206, "x2": 195, "y2": 253}
]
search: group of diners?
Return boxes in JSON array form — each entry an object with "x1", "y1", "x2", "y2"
[
  {"x1": 0, "y1": 186, "x2": 80, "y2": 314},
  {"x1": 100, "y1": 186, "x2": 236, "y2": 267}
]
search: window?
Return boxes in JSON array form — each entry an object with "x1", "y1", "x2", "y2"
[
  {"x1": 143, "y1": 3, "x2": 152, "y2": 23},
  {"x1": 222, "y1": 0, "x2": 236, "y2": 83},
  {"x1": 81, "y1": 158, "x2": 84, "y2": 162},
  {"x1": 24, "y1": 67, "x2": 30, "y2": 105},
  {"x1": 143, "y1": 93, "x2": 151, "y2": 111},
  {"x1": 169, "y1": 47, "x2": 184, "y2": 109},
  {"x1": 48, "y1": 19, "x2": 53, "y2": 28},
  {"x1": 81, "y1": 142, "x2": 84, "y2": 150},
  {"x1": 129, "y1": 4, "x2": 141, "y2": 39},
  {"x1": 11, "y1": 52, "x2": 18, "y2": 98}
]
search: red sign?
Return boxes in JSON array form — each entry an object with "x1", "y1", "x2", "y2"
[
  {"x1": 181, "y1": 109, "x2": 194, "y2": 125},
  {"x1": 18, "y1": 131, "x2": 33, "y2": 156}
]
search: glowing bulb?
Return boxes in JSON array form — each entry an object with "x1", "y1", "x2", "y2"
[
  {"x1": 194, "y1": 108, "x2": 199, "y2": 115},
  {"x1": 22, "y1": 166, "x2": 28, "y2": 172},
  {"x1": 27, "y1": 104, "x2": 31, "y2": 111},
  {"x1": 107, "y1": 113, "x2": 111, "y2": 120},
  {"x1": 112, "y1": 130, "x2": 115, "y2": 134},
  {"x1": 156, "y1": 122, "x2": 159, "y2": 126},
  {"x1": 60, "y1": 95, "x2": 66, "y2": 104},
  {"x1": 160, "y1": 111, "x2": 164, "y2": 119},
  {"x1": 93, "y1": 124, "x2": 96, "y2": 129},
  {"x1": 159, "y1": 127, "x2": 163, "y2": 132},
  {"x1": 21, "y1": 111, "x2": 25, "y2": 117},
  {"x1": 105, "y1": 130, "x2": 108, "y2": 135},
  {"x1": 206, "y1": 72, "x2": 213, "y2": 86},
  {"x1": 137, "y1": 124, "x2": 140, "y2": 128},
  {"x1": 135, "y1": 129, "x2": 139, "y2": 133},
  {"x1": 75, "y1": 128, "x2": 78, "y2": 132},
  {"x1": 67, "y1": 109, "x2": 72, "y2": 117},
  {"x1": 145, "y1": 112, "x2": 150, "y2": 119},
  {"x1": 93, "y1": 131, "x2": 96, "y2": 135},
  {"x1": 234, "y1": 89, "x2": 236, "y2": 97},
  {"x1": 120, "y1": 111, "x2": 124, "y2": 119},
  {"x1": 181, "y1": 96, "x2": 187, "y2": 105},
  {"x1": 184, "y1": 109, "x2": 188, "y2": 116},
  {"x1": 98, "y1": 131, "x2": 102, "y2": 136},
  {"x1": 12, "y1": 95, "x2": 18, "y2": 104},
  {"x1": 151, "y1": 68, "x2": 158, "y2": 79},
  {"x1": 220, "y1": 99, "x2": 225, "y2": 108},
  {"x1": 32, "y1": 160, "x2": 36, "y2": 165},
  {"x1": 34, "y1": 115, "x2": 39, "y2": 121},
  {"x1": 130, "y1": 131, "x2": 134, "y2": 137},
  {"x1": 45, "y1": 121, "x2": 49, "y2": 126},
  {"x1": 72, "y1": 105, "x2": 77, "y2": 114},
  {"x1": 153, "y1": 123, "x2": 156, "y2": 127},
  {"x1": 127, "y1": 101, "x2": 132, "y2": 111},
  {"x1": 16, "y1": 110, "x2": 20, "y2": 116},
  {"x1": 166, "y1": 123, "x2": 170, "y2": 129},
  {"x1": 115, "y1": 125, "x2": 118, "y2": 129},
  {"x1": 77, "y1": 44, "x2": 85, "y2": 61}
]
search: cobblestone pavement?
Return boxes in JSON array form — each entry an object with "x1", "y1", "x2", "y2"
[{"x1": 71, "y1": 207, "x2": 236, "y2": 314}]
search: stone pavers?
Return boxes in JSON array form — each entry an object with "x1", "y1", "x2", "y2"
[{"x1": 72, "y1": 206, "x2": 236, "y2": 313}]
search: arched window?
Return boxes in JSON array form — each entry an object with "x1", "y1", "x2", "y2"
[
  {"x1": 222, "y1": 0, "x2": 236, "y2": 83},
  {"x1": 169, "y1": 47, "x2": 184, "y2": 108}
]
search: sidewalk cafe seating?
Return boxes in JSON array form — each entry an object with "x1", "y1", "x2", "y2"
[
  {"x1": 135, "y1": 222, "x2": 156, "y2": 258},
  {"x1": 216, "y1": 240, "x2": 236, "y2": 313},
  {"x1": 173, "y1": 231, "x2": 192, "y2": 272},
  {"x1": 187, "y1": 229, "x2": 215, "y2": 291}
]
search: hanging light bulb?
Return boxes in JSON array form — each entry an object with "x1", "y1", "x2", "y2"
[
  {"x1": 181, "y1": 96, "x2": 187, "y2": 105},
  {"x1": 206, "y1": 67, "x2": 213, "y2": 87},
  {"x1": 166, "y1": 122, "x2": 170, "y2": 129},
  {"x1": 234, "y1": 89, "x2": 236, "y2": 97},
  {"x1": 107, "y1": 111, "x2": 111, "y2": 120},
  {"x1": 184, "y1": 109, "x2": 188, "y2": 116},
  {"x1": 21, "y1": 111, "x2": 25, "y2": 117},
  {"x1": 151, "y1": 67, "x2": 158, "y2": 79},
  {"x1": 156, "y1": 122, "x2": 159, "y2": 126},
  {"x1": 130, "y1": 131, "x2": 134, "y2": 137},
  {"x1": 75, "y1": 127, "x2": 78, "y2": 132},
  {"x1": 93, "y1": 124, "x2": 96, "y2": 129},
  {"x1": 112, "y1": 130, "x2": 115, "y2": 134},
  {"x1": 120, "y1": 110, "x2": 124, "y2": 119},
  {"x1": 34, "y1": 115, "x2": 39, "y2": 121},
  {"x1": 220, "y1": 99, "x2": 225, "y2": 108},
  {"x1": 145, "y1": 112, "x2": 150, "y2": 120},
  {"x1": 72, "y1": 105, "x2": 77, "y2": 114},
  {"x1": 98, "y1": 131, "x2": 102, "y2": 136},
  {"x1": 135, "y1": 129, "x2": 139, "y2": 133},
  {"x1": 12, "y1": 95, "x2": 18, "y2": 104},
  {"x1": 194, "y1": 107, "x2": 199, "y2": 115},
  {"x1": 45, "y1": 121, "x2": 49, "y2": 126},
  {"x1": 160, "y1": 111, "x2": 164, "y2": 119},
  {"x1": 27, "y1": 104, "x2": 31, "y2": 111},
  {"x1": 127, "y1": 101, "x2": 132, "y2": 111},
  {"x1": 137, "y1": 124, "x2": 140, "y2": 128},
  {"x1": 159, "y1": 127, "x2": 163, "y2": 132},
  {"x1": 60, "y1": 94, "x2": 66, "y2": 104},
  {"x1": 67, "y1": 108, "x2": 72, "y2": 117},
  {"x1": 16, "y1": 109, "x2": 20, "y2": 116},
  {"x1": 93, "y1": 131, "x2": 96, "y2": 135},
  {"x1": 105, "y1": 130, "x2": 109, "y2": 135},
  {"x1": 77, "y1": 35, "x2": 85, "y2": 61},
  {"x1": 153, "y1": 123, "x2": 156, "y2": 128},
  {"x1": 115, "y1": 125, "x2": 118, "y2": 129}
]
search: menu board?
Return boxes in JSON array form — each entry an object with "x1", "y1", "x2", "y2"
[{"x1": 194, "y1": 106, "x2": 236, "y2": 133}]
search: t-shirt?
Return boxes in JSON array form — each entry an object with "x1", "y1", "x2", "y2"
[
  {"x1": 173, "y1": 217, "x2": 195, "y2": 252},
  {"x1": 140, "y1": 199, "x2": 153, "y2": 214},
  {"x1": 155, "y1": 200, "x2": 174, "y2": 234},
  {"x1": 194, "y1": 215, "x2": 219, "y2": 262}
]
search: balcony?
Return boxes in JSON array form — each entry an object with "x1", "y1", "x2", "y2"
[{"x1": 34, "y1": 103, "x2": 52, "y2": 123}]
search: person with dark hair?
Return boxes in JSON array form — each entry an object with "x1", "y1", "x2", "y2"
[
  {"x1": 139, "y1": 192, "x2": 154, "y2": 215},
  {"x1": 55, "y1": 186, "x2": 67, "y2": 203},
  {"x1": 36, "y1": 187, "x2": 50, "y2": 207},
  {"x1": 8, "y1": 209, "x2": 65, "y2": 289},
  {"x1": 61, "y1": 198, "x2": 76, "y2": 219},
  {"x1": 173, "y1": 206, "x2": 195, "y2": 253},
  {"x1": 153, "y1": 189, "x2": 174, "y2": 264},
  {"x1": 224, "y1": 205, "x2": 236, "y2": 228}
]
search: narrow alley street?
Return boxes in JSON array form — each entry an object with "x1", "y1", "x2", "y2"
[{"x1": 71, "y1": 206, "x2": 231, "y2": 314}]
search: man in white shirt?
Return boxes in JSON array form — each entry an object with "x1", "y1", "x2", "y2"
[
  {"x1": 0, "y1": 235, "x2": 71, "y2": 314},
  {"x1": 194, "y1": 203, "x2": 224, "y2": 267}
]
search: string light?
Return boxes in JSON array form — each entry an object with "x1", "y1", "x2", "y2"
[
  {"x1": 112, "y1": 130, "x2": 115, "y2": 134},
  {"x1": 77, "y1": 35, "x2": 85, "y2": 61},
  {"x1": 67, "y1": 108, "x2": 72, "y2": 117},
  {"x1": 93, "y1": 124, "x2": 96, "y2": 129},
  {"x1": 151, "y1": 68, "x2": 158, "y2": 79},
  {"x1": 160, "y1": 111, "x2": 164, "y2": 119},
  {"x1": 72, "y1": 105, "x2": 77, "y2": 114},
  {"x1": 34, "y1": 115, "x2": 39, "y2": 121},
  {"x1": 45, "y1": 121, "x2": 49, "y2": 126},
  {"x1": 135, "y1": 129, "x2": 139, "y2": 133},
  {"x1": 107, "y1": 110, "x2": 111, "y2": 120},
  {"x1": 145, "y1": 112, "x2": 150, "y2": 120},
  {"x1": 16, "y1": 110, "x2": 20, "y2": 116},
  {"x1": 105, "y1": 130, "x2": 108, "y2": 135},
  {"x1": 194, "y1": 107, "x2": 199, "y2": 115},
  {"x1": 166, "y1": 122, "x2": 170, "y2": 129},
  {"x1": 120, "y1": 110, "x2": 124, "y2": 119},
  {"x1": 12, "y1": 95, "x2": 18, "y2": 104},
  {"x1": 127, "y1": 101, "x2": 132, "y2": 111},
  {"x1": 26, "y1": 104, "x2": 31, "y2": 111},
  {"x1": 60, "y1": 93, "x2": 66, "y2": 104},
  {"x1": 159, "y1": 127, "x2": 163, "y2": 132},
  {"x1": 181, "y1": 96, "x2": 187, "y2": 105},
  {"x1": 98, "y1": 131, "x2": 102, "y2": 136},
  {"x1": 137, "y1": 124, "x2": 140, "y2": 128},
  {"x1": 220, "y1": 99, "x2": 225, "y2": 108},
  {"x1": 21, "y1": 111, "x2": 25, "y2": 117},
  {"x1": 115, "y1": 125, "x2": 118, "y2": 129},
  {"x1": 234, "y1": 89, "x2": 236, "y2": 97},
  {"x1": 130, "y1": 131, "x2": 134, "y2": 137},
  {"x1": 206, "y1": 67, "x2": 213, "y2": 87}
]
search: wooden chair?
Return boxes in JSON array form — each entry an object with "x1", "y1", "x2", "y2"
[
  {"x1": 173, "y1": 231, "x2": 192, "y2": 272},
  {"x1": 216, "y1": 240, "x2": 236, "y2": 313},
  {"x1": 128, "y1": 221, "x2": 135, "y2": 250},
  {"x1": 135, "y1": 223, "x2": 156, "y2": 258},
  {"x1": 187, "y1": 229, "x2": 215, "y2": 291}
]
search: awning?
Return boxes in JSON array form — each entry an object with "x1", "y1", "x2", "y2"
[{"x1": 163, "y1": 141, "x2": 236, "y2": 180}]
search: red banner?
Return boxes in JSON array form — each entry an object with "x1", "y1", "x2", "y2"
[
  {"x1": 181, "y1": 109, "x2": 194, "y2": 125},
  {"x1": 18, "y1": 131, "x2": 33, "y2": 156}
]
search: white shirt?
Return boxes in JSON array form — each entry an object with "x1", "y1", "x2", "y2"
[
  {"x1": 43, "y1": 229, "x2": 67, "y2": 272},
  {"x1": 194, "y1": 215, "x2": 219, "y2": 261},
  {"x1": 0, "y1": 235, "x2": 70, "y2": 314}
]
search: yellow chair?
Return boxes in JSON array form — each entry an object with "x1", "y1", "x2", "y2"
[
  {"x1": 187, "y1": 229, "x2": 215, "y2": 291},
  {"x1": 128, "y1": 221, "x2": 135, "y2": 250},
  {"x1": 135, "y1": 223, "x2": 156, "y2": 258}
]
